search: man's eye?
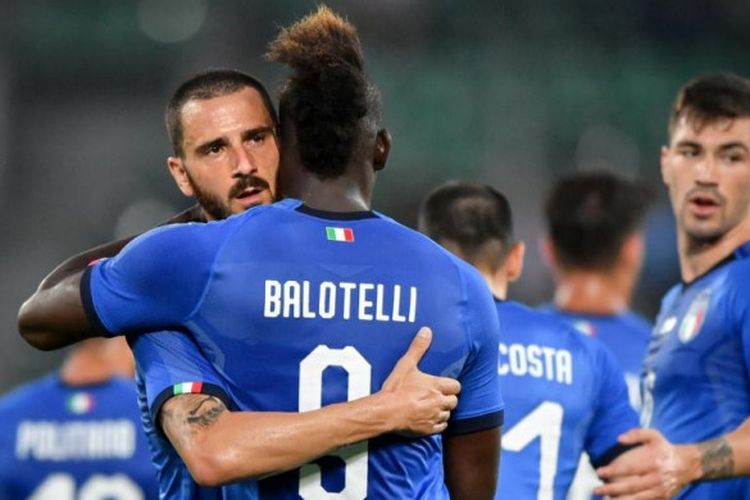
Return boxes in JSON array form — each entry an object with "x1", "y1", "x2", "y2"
[
  {"x1": 249, "y1": 133, "x2": 266, "y2": 144},
  {"x1": 679, "y1": 149, "x2": 698, "y2": 158},
  {"x1": 207, "y1": 144, "x2": 223, "y2": 155}
]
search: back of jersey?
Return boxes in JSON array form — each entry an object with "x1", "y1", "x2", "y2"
[
  {"x1": 191, "y1": 200, "x2": 503, "y2": 499},
  {"x1": 496, "y1": 301, "x2": 637, "y2": 500},
  {"x1": 541, "y1": 306, "x2": 652, "y2": 411},
  {"x1": 0, "y1": 373, "x2": 158, "y2": 500}
]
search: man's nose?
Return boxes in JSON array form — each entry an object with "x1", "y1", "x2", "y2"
[{"x1": 233, "y1": 146, "x2": 257, "y2": 176}]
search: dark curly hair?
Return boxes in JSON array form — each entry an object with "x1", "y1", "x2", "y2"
[{"x1": 266, "y1": 6, "x2": 382, "y2": 179}]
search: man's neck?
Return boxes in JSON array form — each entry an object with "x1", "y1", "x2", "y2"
[
  {"x1": 678, "y1": 226, "x2": 750, "y2": 282},
  {"x1": 553, "y1": 270, "x2": 630, "y2": 315},
  {"x1": 285, "y1": 168, "x2": 372, "y2": 213},
  {"x1": 59, "y1": 343, "x2": 131, "y2": 386}
]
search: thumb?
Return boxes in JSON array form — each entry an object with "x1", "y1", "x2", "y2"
[
  {"x1": 400, "y1": 327, "x2": 433, "y2": 366},
  {"x1": 619, "y1": 427, "x2": 658, "y2": 445}
]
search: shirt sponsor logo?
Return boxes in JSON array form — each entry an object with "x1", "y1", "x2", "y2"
[{"x1": 678, "y1": 291, "x2": 710, "y2": 343}]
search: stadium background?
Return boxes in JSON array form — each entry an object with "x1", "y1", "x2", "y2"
[{"x1": 2, "y1": 0, "x2": 750, "y2": 393}]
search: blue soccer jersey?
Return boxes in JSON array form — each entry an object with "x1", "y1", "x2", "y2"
[
  {"x1": 128, "y1": 332, "x2": 257, "y2": 500},
  {"x1": 642, "y1": 242, "x2": 750, "y2": 499},
  {"x1": 0, "y1": 373, "x2": 158, "y2": 500},
  {"x1": 81, "y1": 199, "x2": 504, "y2": 499},
  {"x1": 540, "y1": 306, "x2": 652, "y2": 411},
  {"x1": 496, "y1": 300, "x2": 638, "y2": 500}
]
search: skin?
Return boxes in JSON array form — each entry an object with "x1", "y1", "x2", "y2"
[
  {"x1": 595, "y1": 116, "x2": 750, "y2": 499},
  {"x1": 17, "y1": 86, "x2": 462, "y2": 486},
  {"x1": 543, "y1": 234, "x2": 644, "y2": 315},
  {"x1": 167, "y1": 87, "x2": 279, "y2": 220}
]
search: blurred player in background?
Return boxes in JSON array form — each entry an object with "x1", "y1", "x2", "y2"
[
  {"x1": 541, "y1": 171, "x2": 653, "y2": 410},
  {"x1": 0, "y1": 338, "x2": 158, "y2": 499},
  {"x1": 419, "y1": 180, "x2": 638, "y2": 500},
  {"x1": 540, "y1": 171, "x2": 653, "y2": 499},
  {"x1": 19, "y1": 7, "x2": 502, "y2": 499},
  {"x1": 597, "y1": 74, "x2": 750, "y2": 498}
]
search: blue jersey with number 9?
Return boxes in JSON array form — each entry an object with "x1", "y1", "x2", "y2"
[{"x1": 82, "y1": 198, "x2": 504, "y2": 499}]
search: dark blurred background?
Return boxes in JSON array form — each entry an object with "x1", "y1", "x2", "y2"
[{"x1": 3, "y1": 0, "x2": 750, "y2": 392}]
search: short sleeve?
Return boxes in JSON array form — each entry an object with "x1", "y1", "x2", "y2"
[
  {"x1": 128, "y1": 331, "x2": 236, "y2": 426},
  {"x1": 81, "y1": 223, "x2": 220, "y2": 336},
  {"x1": 585, "y1": 342, "x2": 640, "y2": 467},
  {"x1": 446, "y1": 265, "x2": 504, "y2": 435}
]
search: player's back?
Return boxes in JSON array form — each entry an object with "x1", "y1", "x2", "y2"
[
  {"x1": 152, "y1": 199, "x2": 502, "y2": 499},
  {"x1": 540, "y1": 306, "x2": 652, "y2": 411},
  {"x1": 0, "y1": 373, "x2": 158, "y2": 500},
  {"x1": 496, "y1": 300, "x2": 637, "y2": 500}
]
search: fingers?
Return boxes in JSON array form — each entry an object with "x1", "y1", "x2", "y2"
[
  {"x1": 404, "y1": 327, "x2": 432, "y2": 363},
  {"x1": 619, "y1": 427, "x2": 660, "y2": 445},
  {"x1": 435, "y1": 376, "x2": 461, "y2": 396},
  {"x1": 442, "y1": 394, "x2": 458, "y2": 411},
  {"x1": 594, "y1": 473, "x2": 666, "y2": 498}
]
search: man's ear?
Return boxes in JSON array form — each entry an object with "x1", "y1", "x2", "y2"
[
  {"x1": 660, "y1": 145, "x2": 671, "y2": 186},
  {"x1": 167, "y1": 156, "x2": 195, "y2": 197},
  {"x1": 505, "y1": 242, "x2": 526, "y2": 283},
  {"x1": 373, "y1": 129, "x2": 391, "y2": 172}
]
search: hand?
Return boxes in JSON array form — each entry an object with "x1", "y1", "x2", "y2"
[
  {"x1": 165, "y1": 204, "x2": 207, "y2": 225},
  {"x1": 381, "y1": 327, "x2": 461, "y2": 437},
  {"x1": 595, "y1": 428, "x2": 696, "y2": 499}
]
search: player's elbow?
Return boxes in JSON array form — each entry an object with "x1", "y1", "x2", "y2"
[
  {"x1": 185, "y1": 443, "x2": 264, "y2": 486},
  {"x1": 17, "y1": 301, "x2": 58, "y2": 351}
]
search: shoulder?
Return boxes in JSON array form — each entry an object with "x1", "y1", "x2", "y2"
[
  {"x1": 0, "y1": 374, "x2": 55, "y2": 414},
  {"x1": 619, "y1": 310, "x2": 653, "y2": 337}
]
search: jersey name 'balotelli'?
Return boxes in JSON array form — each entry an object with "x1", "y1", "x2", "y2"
[{"x1": 82, "y1": 198, "x2": 504, "y2": 499}]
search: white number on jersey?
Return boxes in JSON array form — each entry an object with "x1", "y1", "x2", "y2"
[
  {"x1": 29, "y1": 473, "x2": 143, "y2": 500},
  {"x1": 298, "y1": 345, "x2": 371, "y2": 499},
  {"x1": 502, "y1": 401, "x2": 564, "y2": 500}
]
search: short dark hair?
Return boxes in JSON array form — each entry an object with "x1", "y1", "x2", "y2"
[
  {"x1": 419, "y1": 181, "x2": 514, "y2": 268},
  {"x1": 669, "y1": 73, "x2": 750, "y2": 138},
  {"x1": 266, "y1": 6, "x2": 382, "y2": 180},
  {"x1": 545, "y1": 171, "x2": 652, "y2": 270},
  {"x1": 165, "y1": 69, "x2": 277, "y2": 157}
]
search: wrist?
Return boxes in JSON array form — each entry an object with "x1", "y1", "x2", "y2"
[{"x1": 678, "y1": 443, "x2": 704, "y2": 484}]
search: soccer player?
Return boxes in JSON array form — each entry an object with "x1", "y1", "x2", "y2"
[
  {"x1": 19, "y1": 69, "x2": 463, "y2": 497},
  {"x1": 595, "y1": 74, "x2": 750, "y2": 499},
  {"x1": 19, "y1": 7, "x2": 503, "y2": 499},
  {"x1": 0, "y1": 337, "x2": 159, "y2": 499},
  {"x1": 419, "y1": 181, "x2": 639, "y2": 500},
  {"x1": 541, "y1": 171, "x2": 653, "y2": 411}
]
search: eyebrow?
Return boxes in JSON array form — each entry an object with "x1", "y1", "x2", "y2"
[
  {"x1": 241, "y1": 126, "x2": 276, "y2": 141},
  {"x1": 194, "y1": 137, "x2": 227, "y2": 156},
  {"x1": 718, "y1": 142, "x2": 749, "y2": 153}
]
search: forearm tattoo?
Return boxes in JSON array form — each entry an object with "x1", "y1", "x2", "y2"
[
  {"x1": 698, "y1": 437, "x2": 734, "y2": 480},
  {"x1": 160, "y1": 394, "x2": 228, "y2": 448},
  {"x1": 186, "y1": 396, "x2": 226, "y2": 428}
]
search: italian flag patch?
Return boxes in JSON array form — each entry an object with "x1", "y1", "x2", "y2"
[
  {"x1": 173, "y1": 382, "x2": 203, "y2": 395},
  {"x1": 326, "y1": 227, "x2": 354, "y2": 242}
]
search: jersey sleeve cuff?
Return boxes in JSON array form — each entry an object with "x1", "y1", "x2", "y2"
[
  {"x1": 80, "y1": 266, "x2": 115, "y2": 337},
  {"x1": 151, "y1": 382, "x2": 237, "y2": 434},
  {"x1": 444, "y1": 409, "x2": 504, "y2": 436},
  {"x1": 591, "y1": 442, "x2": 641, "y2": 468}
]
